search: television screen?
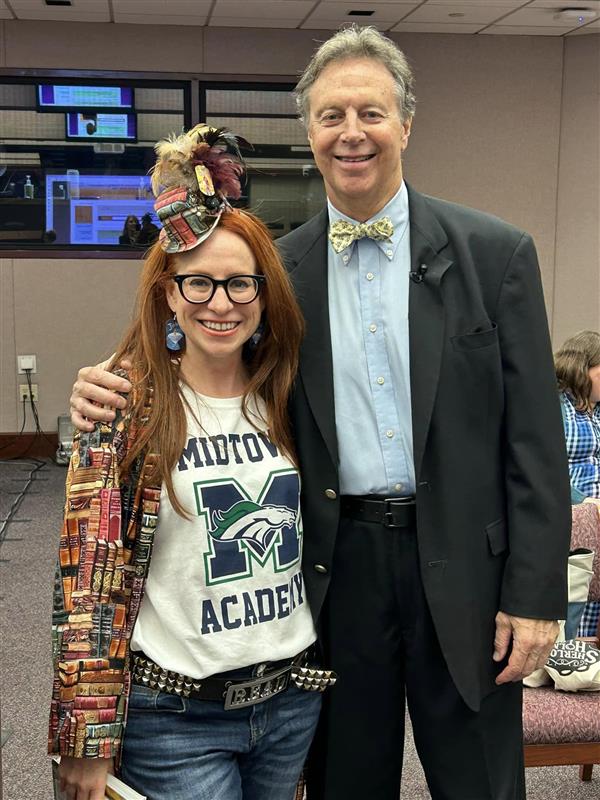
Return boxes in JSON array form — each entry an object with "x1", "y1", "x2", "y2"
[
  {"x1": 44, "y1": 174, "x2": 159, "y2": 246},
  {"x1": 38, "y1": 85, "x2": 133, "y2": 111},
  {"x1": 65, "y1": 113, "x2": 137, "y2": 142}
]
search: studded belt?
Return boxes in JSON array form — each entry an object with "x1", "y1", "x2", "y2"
[{"x1": 131, "y1": 649, "x2": 338, "y2": 711}]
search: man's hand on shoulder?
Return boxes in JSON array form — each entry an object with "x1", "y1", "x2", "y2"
[
  {"x1": 70, "y1": 359, "x2": 132, "y2": 432},
  {"x1": 493, "y1": 611, "x2": 558, "y2": 685}
]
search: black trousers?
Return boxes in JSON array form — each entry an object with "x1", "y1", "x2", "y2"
[{"x1": 306, "y1": 513, "x2": 525, "y2": 800}]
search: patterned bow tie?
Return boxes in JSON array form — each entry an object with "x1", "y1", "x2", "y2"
[{"x1": 328, "y1": 217, "x2": 394, "y2": 254}]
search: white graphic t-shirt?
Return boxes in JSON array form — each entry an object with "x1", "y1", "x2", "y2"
[{"x1": 131, "y1": 385, "x2": 316, "y2": 678}]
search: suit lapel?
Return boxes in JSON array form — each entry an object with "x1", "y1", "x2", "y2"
[
  {"x1": 407, "y1": 186, "x2": 453, "y2": 481},
  {"x1": 286, "y1": 210, "x2": 339, "y2": 467}
]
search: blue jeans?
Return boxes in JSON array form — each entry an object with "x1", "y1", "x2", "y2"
[{"x1": 121, "y1": 674, "x2": 321, "y2": 800}]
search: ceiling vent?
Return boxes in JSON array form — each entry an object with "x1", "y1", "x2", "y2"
[
  {"x1": 45, "y1": 1, "x2": 73, "y2": 7},
  {"x1": 553, "y1": 7, "x2": 597, "y2": 21},
  {"x1": 348, "y1": 10, "x2": 376, "y2": 16}
]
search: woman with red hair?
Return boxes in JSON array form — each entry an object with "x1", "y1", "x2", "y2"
[{"x1": 49, "y1": 126, "x2": 330, "y2": 800}]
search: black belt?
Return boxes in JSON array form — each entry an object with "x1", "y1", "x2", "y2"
[
  {"x1": 131, "y1": 647, "x2": 337, "y2": 710},
  {"x1": 340, "y1": 495, "x2": 416, "y2": 528}
]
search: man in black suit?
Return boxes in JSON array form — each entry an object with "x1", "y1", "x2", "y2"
[
  {"x1": 277, "y1": 26, "x2": 570, "y2": 800},
  {"x1": 70, "y1": 26, "x2": 570, "y2": 800}
]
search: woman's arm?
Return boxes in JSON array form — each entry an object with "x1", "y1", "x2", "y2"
[{"x1": 49, "y1": 415, "x2": 131, "y2": 767}]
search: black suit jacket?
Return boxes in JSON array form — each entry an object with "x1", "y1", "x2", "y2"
[{"x1": 278, "y1": 184, "x2": 571, "y2": 709}]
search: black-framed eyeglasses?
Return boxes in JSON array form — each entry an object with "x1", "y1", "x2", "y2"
[{"x1": 172, "y1": 274, "x2": 266, "y2": 304}]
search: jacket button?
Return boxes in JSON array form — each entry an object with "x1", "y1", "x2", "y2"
[
  {"x1": 314, "y1": 564, "x2": 328, "y2": 574},
  {"x1": 324, "y1": 489, "x2": 337, "y2": 500}
]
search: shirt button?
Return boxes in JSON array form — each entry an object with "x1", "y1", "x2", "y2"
[
  {"x1": 366, "y1": 272, "x2": 374, "y2": 281},
  {"x1": 342, "y1": 254, "x2": 349, "y2": 263},
  {"x1": 314, "y1": 564, "x2": 328, "y2": 574},
  {"x1": 324, "y1": 488, "x2": 337, "y2": 500},
  {"x1": 386, "y1": 249, "x2": 393, "y2": 257},
  {"x1": 369, "y1": 324, "x2": 377, "y2": 333},
  {"x1": 395, "y1": 483, "x2": 403, "y2": 492},
  {"x1": 386, "y1": 429, "x2": 395, "y2": 438},
  {"x1": 376, "y1": 377, "x2": 385, "y2": 385}
]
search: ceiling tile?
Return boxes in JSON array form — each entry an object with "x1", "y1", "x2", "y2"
[
  {"x1": 306, "y1": 0, "x2": 415, "y2": 14},
  {"x1": 391, "y1": 20, "x2": 484, "y2": 31},
  {"x1": 0, "y1": 0, "x2": 13, "y2": 18},
  {"x1": 317, "y1": 0, "x2": 417, "y2": 3},
  {"x1": 114, "y1": 13, "x2": 209, "y2": 25},
  {"x1": 211, "y1": 0, "x2": 314, "y2": 18},
  {"x1": 301, "y1": 18, "x2": 397, "y2": 30},
  {"x1": 10, "y1": 0, "x2": 111, "y2": 22},
  {"x1": 400, "y1": 0, "x2": 524, "y2": 5},
  {"x1": 302, "y1": 1, "x2": 416, "y2": 30},
  {"x1": 494, "y1": 6, "x2": 597, "y2": 25},
  {"x1": 210, "y1": 16, "x2": 305, "y2": 27},
  {"x1": 402, "y1": 3, "x2": 515, "y2": 23},
  {"x1": 480, "y1": 23, "x2": 572, "y2": 33},
  {"x1": 527, "y1": 0, "x2": 600, "y2": 8},
  {"x1": 113, "y1": 0, "x2": 212, "y2": 21},
  {"x1": 566, "y1": 18, "x2": 600, "y2": 32}
]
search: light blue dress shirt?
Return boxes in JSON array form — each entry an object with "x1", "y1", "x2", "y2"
[{"x1": 327, "y1": 182, "x2": 415, "y2": 496}]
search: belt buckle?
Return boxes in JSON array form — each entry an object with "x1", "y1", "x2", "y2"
[
  {"x1": 383, "y1": 497, "x2": 404, "y2": 528},
  {"x1": 223, "y1": 665, "x2": 291, "y2": 710}
]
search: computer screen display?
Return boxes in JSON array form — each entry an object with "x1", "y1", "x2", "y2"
[
  {"x1": 38, "y1": 85, "x2": 134, "y2": 110},
  {"x1": 45, "y1": 174, "x2": 159, "y2": 246},
  {"x1": 65, "y1": 113, "x2": 137, "y2": 141}
]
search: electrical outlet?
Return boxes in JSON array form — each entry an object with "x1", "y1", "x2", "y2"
[
  {"x1": 17, "y1": 354, "x2": 37, "y2": 374},
  {"x1": 19, "y1": 384, "x2": 38, "y2": 402}
]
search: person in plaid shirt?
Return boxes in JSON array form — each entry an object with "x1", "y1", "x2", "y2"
[
  {"x1": 555, "y1": 330, "x2": 600, "y2": 505},
  {"x1": 555, "y1": 330, "x2": 600, "y2": 638}
]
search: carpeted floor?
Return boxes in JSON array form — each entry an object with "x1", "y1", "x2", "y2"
[{"x1": 0, "y1": 460, "x2": 597, "y2": 800}]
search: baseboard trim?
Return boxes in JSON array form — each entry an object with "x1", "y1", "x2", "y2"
[{"x1": 0, "y1": 432, "x2": 58, "y2": 459}]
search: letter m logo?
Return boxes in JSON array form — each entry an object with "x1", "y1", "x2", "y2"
[{"x1": 195, "y1": 469, "x2": 302, "y2": 586}]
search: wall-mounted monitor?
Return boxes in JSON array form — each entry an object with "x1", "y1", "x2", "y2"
[
  {"x1": 45, "y1": 173, "x2": 158, "y2": 246},
  {"x1": 65, "y1": 113, "x2": 137, "y2": 142},
  {"x1": 38, "y1": 84, "x2": 134, "y2": 111}
]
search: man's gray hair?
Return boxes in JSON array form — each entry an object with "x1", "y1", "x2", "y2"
[{"x1": 294, "y1": 25, "x2": 416, "y2": 127}]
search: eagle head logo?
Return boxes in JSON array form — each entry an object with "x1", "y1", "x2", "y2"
[{"x1": 208, "y1": 500, "x2": 296, "y2": 561}]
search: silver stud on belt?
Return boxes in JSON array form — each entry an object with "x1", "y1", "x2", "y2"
[
  {"x1": 131, "y1": 652, "x2": 338, "y2": 706},
  {"x1": 132, "y1": 655, "x2": 203, "y2": 698},
  {"x1": 291, "y1": 666, "x2": 338, "y2": 691}
]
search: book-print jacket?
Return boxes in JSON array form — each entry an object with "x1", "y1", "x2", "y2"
[{"x1": 48, "y1": 382, "x2": 158, "y2": 767}]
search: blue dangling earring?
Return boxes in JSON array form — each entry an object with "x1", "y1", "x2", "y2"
[
  {"x1": 249, "y1": 320, "x2": 265, "y2": 350},
  {"x1": 166, "y1": 314, "x2": 185, "y2": 352}
]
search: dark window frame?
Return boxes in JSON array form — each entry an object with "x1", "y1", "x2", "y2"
[{"x1": 0, "y1": 70, "x2": 315, "y2": 257}]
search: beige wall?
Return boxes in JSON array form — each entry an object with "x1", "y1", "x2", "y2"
[
  {"x1": 0, "y1": 21, "x2": 598, "y2": 432},
  {"x1": 553, "y1": 34, "x2": 600, "y2": 345},
  {"x1": 1, "y1": 258, "x2": 142, "y2": 432}
]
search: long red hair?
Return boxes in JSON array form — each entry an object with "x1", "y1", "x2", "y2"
[{"x1": 114, "y1": 209, "x2": 304, "y2": 516}]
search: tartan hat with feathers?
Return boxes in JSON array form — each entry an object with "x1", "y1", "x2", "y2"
[{"x1": 151, "y1": 123, "x2": 250, "y2": 254}]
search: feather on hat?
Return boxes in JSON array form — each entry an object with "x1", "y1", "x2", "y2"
[{"x1": 151, "y1": 123, "x2": 251, "y2": 254}]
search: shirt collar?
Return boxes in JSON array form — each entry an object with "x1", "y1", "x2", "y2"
[{"x1": 327, "y1": 181, "x2": 409, "y2": 261}]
